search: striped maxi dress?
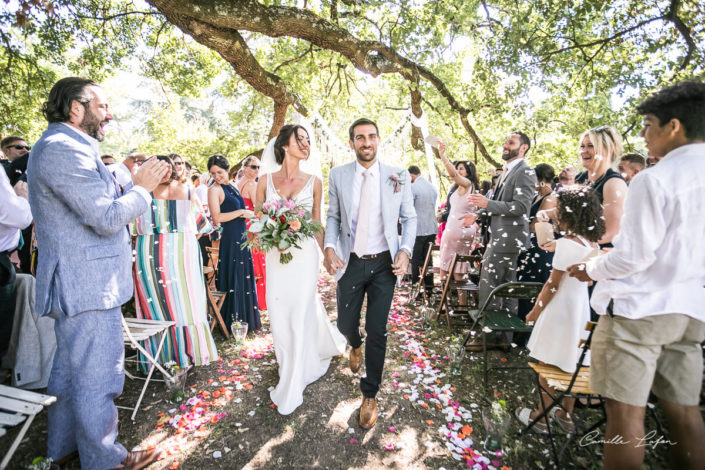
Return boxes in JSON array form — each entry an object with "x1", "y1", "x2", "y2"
[{"x1": 132, "y1": 194, "x2": 218, "y2": 369}]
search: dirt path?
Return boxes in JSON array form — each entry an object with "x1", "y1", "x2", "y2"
[{"x1": 2, "y1": 272, "x2": 672, "y2": 469}]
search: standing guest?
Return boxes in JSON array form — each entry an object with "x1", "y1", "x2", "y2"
[
  {"x1": 437, "y1": 147, "x2": 480, "y2": 308},
  {"x1": 132, "y1": 155, "x2": 217, "y2": 369},
  {"x1": 555, "y1": 166, "x2": 576, "y2": 190},
  {"x1": 229, "y1": 166, "x2": 239, "y2": 182},
  {"x1": 236, "y1": 154, "x2": 267, "y2": 311},
  {"x1": 617, "y1": 153, "x2": 646, "y2": 183},
  {"x1": 28, "y1": 77, "x2": 169, "y2": 469},
  {"x1": 184, "y1": 161, "x2": 193, "y2": 181},
  {"x1": 191, "y1": 173, "x2": 200, "y2": 187},
  {"x1": 465, "y1": 132, "x2": 537, "y2": 351},
  {"x1": 0, "y1": 169, "x2": 31, "y2": 362},
  {"x1": 195, "y1": 172, "x2": 210, "y2": 206},
  {"x1": 408, "y1": 165, "x2": 438, "y2": 298},
  {"x1": 568, "y1": 80, "x2": 705, "y2": 470},
  {"x1": 100, "y1": 154, "x2": 115, "y2": 165},
  {"x1": 1, "y1": 136, "x2": 31, "y2": 185},
  {"x1": 169, "y1": 153, "x2": 187, "y2": 184},
  {"x1": 479, "y1": 179, "x2": 491, "y2": 195},
  {"x1": 324, "y1": 117, "x2": 416, "y2": 429},
  {"x1": 573, "y1": 126, "x2": 627, "y2": 248},
  {"x1": 194, "y1": 172, "x2": 213, "y2": 266},
  {"x1": 207, "y1": 155, "x2": 261, "y2": 333},
  {"x1": 645, "y1": 154, "x2": 662, "y2": 167},
  {"x1": 516, "y1": 163, "x2": 556, "y2": 325}
]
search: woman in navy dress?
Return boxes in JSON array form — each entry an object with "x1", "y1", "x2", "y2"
[{"x1": 207, "y1": 154, "x2": 261, "y2": 333}]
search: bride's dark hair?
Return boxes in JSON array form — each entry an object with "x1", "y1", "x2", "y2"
[{"x1": 273, "y1": 124, "x2": 308, "y2": 164}]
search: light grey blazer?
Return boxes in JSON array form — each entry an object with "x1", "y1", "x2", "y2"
[
  {"x1": 27, "y1": 123, "x2": 150, "y2": 316},
  {"x1": 410, "y1": 176, "x2": 438, "y2": 236},
  {"x1": 325, "y1": 161, "x2": 417, "y2": 281},
  {"x1": 480, "y1": 159, "x2": 536, "y2": 254}
]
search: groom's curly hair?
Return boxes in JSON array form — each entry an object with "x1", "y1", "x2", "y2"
[{"x1": 274, "y1": 124, "x2": 309, "y2": 165}]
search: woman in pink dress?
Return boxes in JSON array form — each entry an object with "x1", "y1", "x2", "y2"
[
  {"x1": 236, "y1": 154, "x2": 267, "y2": 311},
  {"x1": 437, "y1": 142, "x2": 480, "y2": 306}
]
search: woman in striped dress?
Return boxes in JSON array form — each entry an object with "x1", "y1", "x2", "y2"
[{"x1": 132, "y1": 155, "x2": 218, "y2": 368}]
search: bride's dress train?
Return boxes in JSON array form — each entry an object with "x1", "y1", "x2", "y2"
[{"x1": 265, "y1": 175, "x2": 346, "y2": 415}]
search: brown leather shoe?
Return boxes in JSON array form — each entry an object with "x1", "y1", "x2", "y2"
[
  {"x1": 111, "y1": 449, "x2": 162, "y2": 470},
  {"x1": 359, "y1": 397, "x2": 378, "y2": 429},
  {"x1": 349, "y1": 346, "x2": 362, "y2": 373}
]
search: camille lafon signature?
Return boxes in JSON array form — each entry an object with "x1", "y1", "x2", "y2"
[{"x1": 579, "y1": 430, "x2": 676, "y2": 449}]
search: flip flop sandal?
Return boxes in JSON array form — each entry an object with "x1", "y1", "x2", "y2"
[
  {"x1": 550, "y1": 408, "x2": 576, "y2": 433},
  {"x1": 515, "y1": 407, "x2": 549, "y2": 435}
]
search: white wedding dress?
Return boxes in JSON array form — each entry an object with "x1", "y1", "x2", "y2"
[{"x1": 265, "y1": 174, "x2": 347, "y2": 415}]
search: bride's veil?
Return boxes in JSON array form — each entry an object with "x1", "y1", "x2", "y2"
[{"x1": 258, "y1": 118, "x2": 323, "y2": 179}]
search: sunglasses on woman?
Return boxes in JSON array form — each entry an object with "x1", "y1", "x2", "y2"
[{"x1": 247, "y1": 165, "x2": 260, "y2": 170}]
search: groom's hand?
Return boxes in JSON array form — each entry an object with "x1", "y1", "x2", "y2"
[
  {"x1": 392, "y1": 250, "x2": 409, "y2": 276},
  {"x1": 324, "y1": 247, "x2": 344, "y2": 275}
]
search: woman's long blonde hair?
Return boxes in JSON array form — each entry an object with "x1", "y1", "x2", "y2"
[{"x1": 579, "y1": 126, "x2": 623, "y2": 164}]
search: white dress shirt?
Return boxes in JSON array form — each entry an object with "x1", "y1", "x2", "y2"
[
  {"x1": 350, "y1": 160, "x2": 388, "y2": 255},
  {"x1": 586, "y1": 143, "x2": 705, "y2": 322},
  {"x1": 0, "y1": 168, "x2": 32, "y2": 252},
  {"x1": 61, "y1": 123, "x2": 151, "y2": 204},
  {"x1": 495, "y1": 157, "x2": 523, "y2": 198},
  {"x1": 106, "y1": 162, "x2": 133, "y2": 188}
]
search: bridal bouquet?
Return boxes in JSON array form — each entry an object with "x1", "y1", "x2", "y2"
[{"x1": 243, "y1": 198, "x2": 322, "y2": 264}]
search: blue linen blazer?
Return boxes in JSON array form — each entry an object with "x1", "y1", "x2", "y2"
[
  {"x1": 325, "y1": 161, "x2": 417, "y2": 281},
  {"x1": 27, "y1": 123, "x2": 149, "y2": 316}
]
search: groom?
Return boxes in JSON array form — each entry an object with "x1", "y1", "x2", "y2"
[{"x1": 324, "y1": 118, "x2": 417, "y2": 429}]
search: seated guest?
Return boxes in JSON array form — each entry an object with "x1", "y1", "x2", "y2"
[
  {"x1": 207, "y1": 155, "x2": 261, "y2": 333},
  {"x1": 408, "y1": 165, "x2": 438, "y2": 297},
  {"x1": 516, "y1": 188, "x2": 605, "y2": 434},
  {"x1": 132, "y1": 155, "x2": 217, "y2": 368},
  {"x1": 617, "y1": 153, "x2": 646, "y2": 183},
  {"x1": 569, "y1": 80, "x2": 705, "y2": 470},
  {"x1": 0, "y1": 167, "x2": 32, "y2": 365}
]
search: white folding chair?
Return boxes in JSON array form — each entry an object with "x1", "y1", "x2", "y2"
[
  {"x1": 119, "y1": 317, "x2": 175, "y2": 421},
  {"x1": 0, "y1": 385, "x2": 56, "y2": 470}
]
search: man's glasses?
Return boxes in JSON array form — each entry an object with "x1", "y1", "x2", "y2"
[
  {"x1": 247, "y1": 165, "x2": 260, "y2": 170},
  {"x1": 5, "y1": 145, "x2": 30, "y2": 151}
]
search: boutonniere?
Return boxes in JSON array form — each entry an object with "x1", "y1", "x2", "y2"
[{"x1": 388, "y1": 172, "x2": 405, "y2": 193}]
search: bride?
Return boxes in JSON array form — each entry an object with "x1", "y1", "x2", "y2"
[{"x1": 255, "y1": 123, "x2": 346, "y2": 415}]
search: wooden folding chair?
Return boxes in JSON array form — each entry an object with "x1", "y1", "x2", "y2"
[
  {"x1": 119, "y1": 317, "x2": 175, "y2": 421},
  {"x1": 411, "y1": 244, "x2": 440, "y2": 303},
  {"x1": 521, "y1": 321, "x2": 606, "y2": 467},
  {"x1": 0, "y1": 385, "x2": 55, "y2": 470},
  {"x1": 436, "y1": 253, "x2": 482, "y2": 329},
  {"x1": 206, "y1": 246, "x2": 219, "y2": 272},
  {"x1": 461, "y1": 281, "x2": 543, "y2": 386},
  {"x1": 203, "y1": 266, "x2": 229, "y2": 338}
]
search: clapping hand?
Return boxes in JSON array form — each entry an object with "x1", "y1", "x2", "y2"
[
  {"x1": 535, "y1": 209, "x2": 552, "y2": 222},
  {"x1": 132, "y1": 157, "x2": 171, "y2": 192},
  {"x1": 466, "y1": 192, "x2": 488, "y2": 209},
  {"x1": 13, "y1": 180, "x2": 28, "y2": 200},
  {"x1": 459, "y1": 213, "x2": 477, "y2": 228}
]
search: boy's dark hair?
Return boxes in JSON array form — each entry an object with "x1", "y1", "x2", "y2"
[
  {"x1": 636, "y1": 80, "x2": 705, "y2": 140},
  {"x1": 555, "y1": 188, "x2": 606, "y2": 243},
  {"x1": 1, "y1": 136, "x2": 25, "y2": 148},
  {"x1": 620, "y1": 153, "x2": 646, "y2": 169},
  {"x1": 407, "y1": 165, "x2": 421, "y2": 175},
  {"x1": 349, "y1": 118, "x2": 379, "y2": 141}
]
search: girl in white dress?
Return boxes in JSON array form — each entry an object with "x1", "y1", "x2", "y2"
[
  {"x1": 516, "y1": 188, "x2": 605, "y2": 434},
  {"x1": 255, "y1": 124, "x2": 346, "y2": 415}
]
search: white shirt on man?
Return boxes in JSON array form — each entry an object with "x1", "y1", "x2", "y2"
[
  {"x1": 350, "y1": 160, "x2": 388, "y2": 255},
  {"x1": 0, "y1": 167, "x2": 32, "y2": 252},
  {"x1": 586, "y1": 143, "x2": 705, "y2": 322}
]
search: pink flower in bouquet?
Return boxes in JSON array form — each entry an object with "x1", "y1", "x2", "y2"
[
  {"x1": 261, "y1": 201, "x2": 273, "y2": 212},
  {"x1": 297, "y1": 210, "x2": 305, "y2": 217},
  {"x1": 289, "y1": 219, "x2": 302, "y2": 231},
  {"x1": 284, "y1": 199, "x2": 296, "y2": 210}
]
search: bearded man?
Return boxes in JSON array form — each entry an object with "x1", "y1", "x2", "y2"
[
  {"x1": 462, "y1": 132, "x2": 537, "y2": 350},
  {"x1": 27, "y1": 77, "x2": 169, "y2": 469}
]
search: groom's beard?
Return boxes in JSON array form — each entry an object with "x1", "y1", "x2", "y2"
[{"x1": 355, "y1": 146, "x2": 377, "y2": 162}]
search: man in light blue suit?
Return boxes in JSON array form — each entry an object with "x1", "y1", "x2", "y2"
[
  {"x1": 324, "y1": 118, "x2": 417, "y2": 430},
  {"x1": 27, "y1": 77, "x2": 169, "y2": 470}
]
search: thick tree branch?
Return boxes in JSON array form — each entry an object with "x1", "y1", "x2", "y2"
[
  {"x1": 146, "y1": 0, "x2": 501, "y2": 167},
  {"x1": 664, "y1": 0, "x2": 696, "y2": 69}
]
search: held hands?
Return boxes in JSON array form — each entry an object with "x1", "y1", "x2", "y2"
[
  {"x1": 324, "y1": 247, "x2": 344, "y2": 275},
  {"x1": 459, "y1": 213, "x2": 477, "y2": 228},
  {"x1": 466, "y1": 192, "x2": 488, "y2": 209},
  {"x1": 391, "y1": 250, "x2": 409, "y2": 277},
  {"x1": 132, "y1": 158, "x2": 171, "y2": 192}
]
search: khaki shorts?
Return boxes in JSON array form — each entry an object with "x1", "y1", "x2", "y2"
[{"x1": 591, "y1": 313, "x2": 705, "y2": 407}]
